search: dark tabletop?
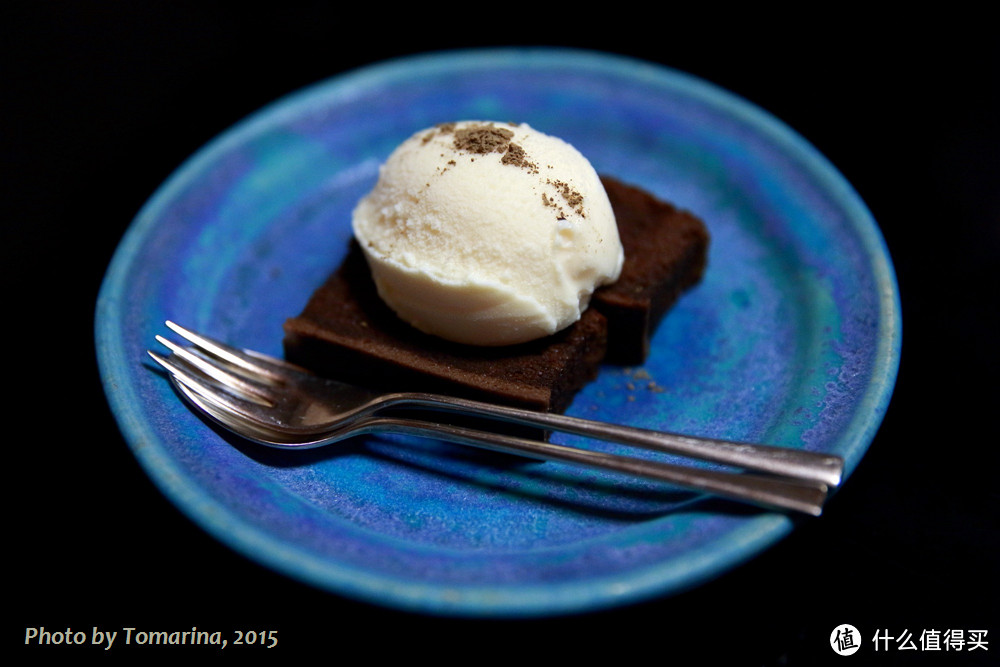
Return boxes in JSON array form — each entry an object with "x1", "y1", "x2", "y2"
[{"x1": 8, "y1": 5, "x2": 996, "y2": 663}]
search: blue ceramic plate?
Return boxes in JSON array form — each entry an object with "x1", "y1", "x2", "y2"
[{"x1": 96, "y1": 48, "x2": 900, "y2": 617}]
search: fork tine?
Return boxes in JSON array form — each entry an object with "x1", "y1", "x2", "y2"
[
  {"x1": 148, "y1": 350, "x2": 236, "y2": 407},
  {"x1": 164, "y1": 320, "x2": 299, "y2": 384},
  {"x1": 151, "y1": 338, "x2": 276, "y2": 407},
  {"x1": 172, "y1": 379, "x2": 311, "y2": 446},
  {"x1": 150, "y1": 348, "x2": 315, "y2": 443}
]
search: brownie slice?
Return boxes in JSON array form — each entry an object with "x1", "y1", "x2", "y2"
[
  {"x1": 283, "y1": 243, "x2": 608, "y2": 413},
  {"x1": 593, "y1": 176, "x2": 710, "y2": 364},
  {"x1": 283, "y1": 176, "x2": 708, "y2": 413}
]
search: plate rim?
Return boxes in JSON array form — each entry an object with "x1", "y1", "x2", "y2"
[{"x1": 95, "y1": 46, "x2": 901, "y2": 616}]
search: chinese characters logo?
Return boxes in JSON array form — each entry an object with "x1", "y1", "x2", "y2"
[{"x1": 830, "y1": 624, "x2": 861, "y2": 656}]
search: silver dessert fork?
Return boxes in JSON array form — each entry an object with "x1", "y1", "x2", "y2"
[{"x1": 148, "y1": 321, "x2": 844, "y2": 515}]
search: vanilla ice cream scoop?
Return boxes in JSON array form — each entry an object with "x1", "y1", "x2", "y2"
[{"x1": 352, "y1": 121, "x2": 624, "y2": 346}]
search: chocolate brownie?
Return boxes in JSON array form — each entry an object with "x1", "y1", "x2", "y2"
[
  {"x1": 593, "y1": 176, "x2": 710, "y2": 363},
  {"x1": 283, "y1": 243, "x2": 608, "y2": 413},
  {"x1": 283, "y1": 176, "x2": 708, "y2": 412}
]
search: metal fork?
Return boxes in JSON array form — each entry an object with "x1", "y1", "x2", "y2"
[{"x1": 148, "y1": 321, "x2": 843, "y2": 515}]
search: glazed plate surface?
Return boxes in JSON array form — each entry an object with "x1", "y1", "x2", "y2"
[{"x1": 96, "y1": 48, "x2": 900, "y2": 616}]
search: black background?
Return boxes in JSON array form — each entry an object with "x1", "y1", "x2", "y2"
[{"x1": 8, "y1": 4, "x2": 997, "y2": 663}]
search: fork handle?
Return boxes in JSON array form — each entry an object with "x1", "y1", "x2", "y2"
[
  {"x1": 377, "y1": 393, "x2": 844, "y2": 488},
  {"x1": 355, "y1": 416, "x2": 827, "y2": 515}
]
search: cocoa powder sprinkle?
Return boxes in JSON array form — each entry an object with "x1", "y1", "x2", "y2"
[
  {"x1": 453, "y1": 125, "x2": 514, "y2": 154},
  {"x1": 548, "y1": 179, "x2": 585, "y2": 217},
  {"x1": 500, "y1": 142, "x2": 536, "y2": 171}
]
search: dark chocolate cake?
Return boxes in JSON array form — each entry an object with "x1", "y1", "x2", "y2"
[
  {"x1": 593, "y1": 176, "x2": 710, "y2": 363},
  {"x1": 284, "y1": 176, "x2": 708, "y2": 412},
  {"x1": 283, "y1": 244, "x2": 607, "y2": 413}
]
